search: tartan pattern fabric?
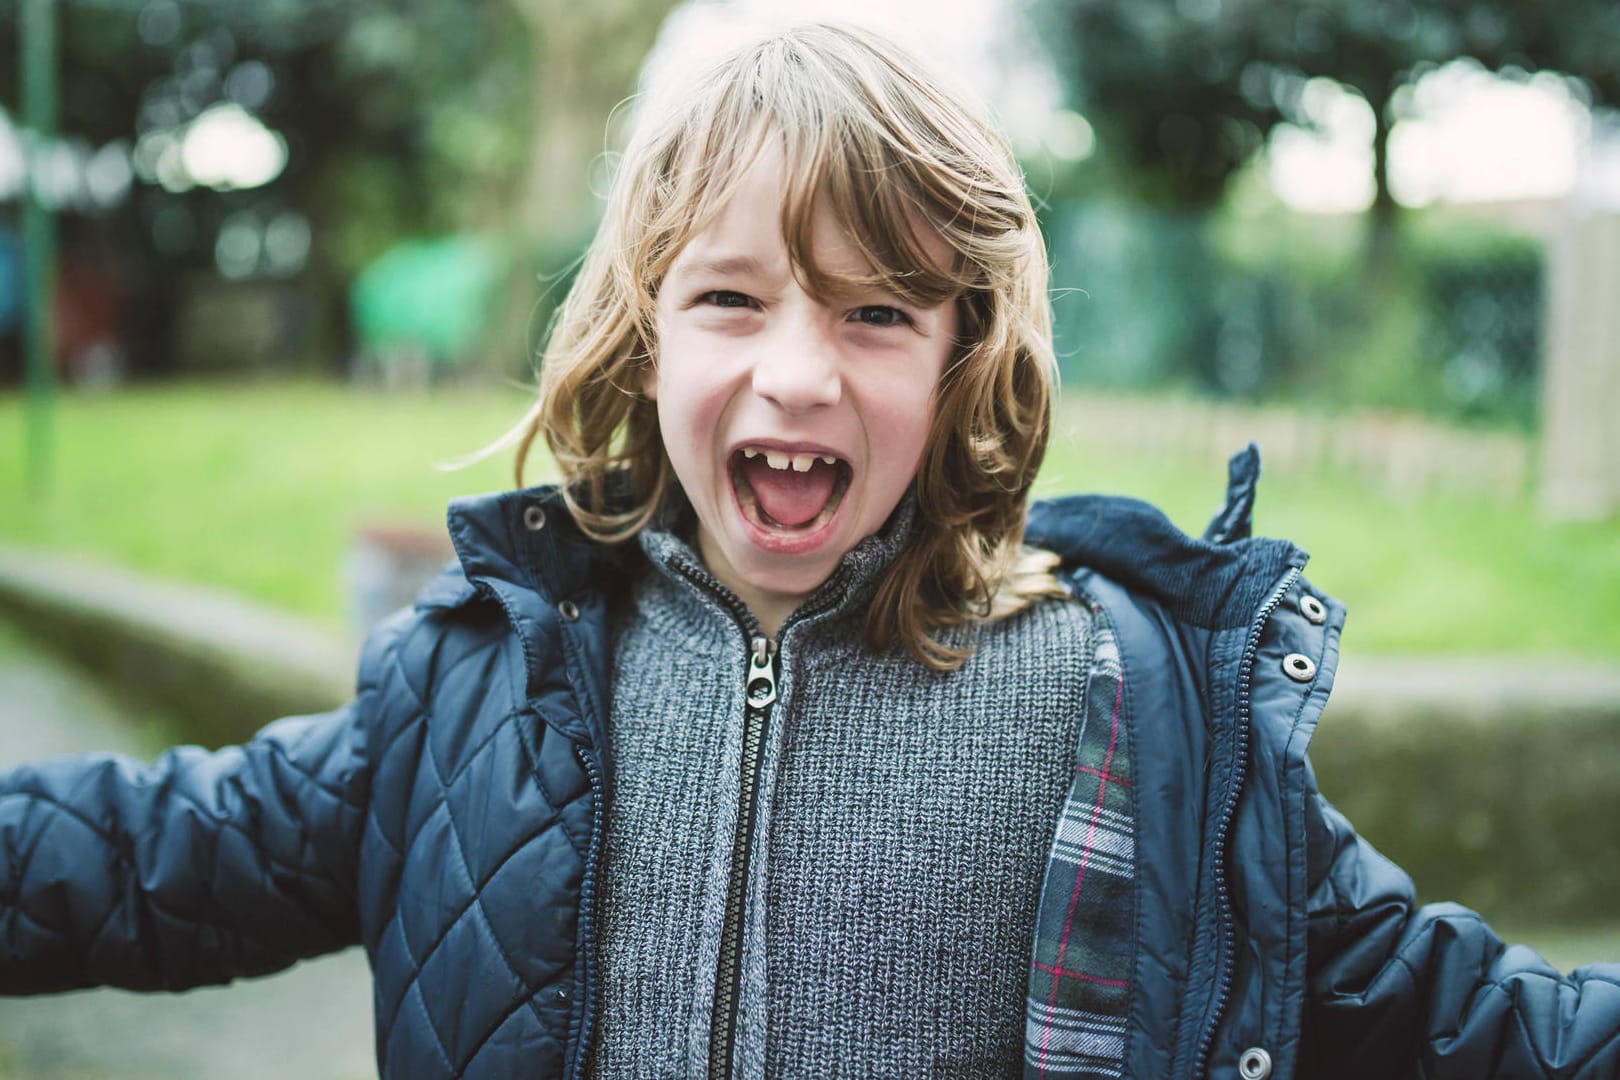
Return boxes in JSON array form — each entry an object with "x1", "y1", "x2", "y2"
[{"x1": 1024, "y1": 605, "x2": 1135, "y2": 1078}]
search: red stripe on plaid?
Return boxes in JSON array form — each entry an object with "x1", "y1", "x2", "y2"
[
  {"x1": 1037, "y1": 669, "x2": 1125, "y2": 1075},
  {"x1": 1074, "y1": 765, "x2": 1131, "y2": 787},
  {"x1": 1030, "y1": 961, "x2": 1131, "y2": 988}
]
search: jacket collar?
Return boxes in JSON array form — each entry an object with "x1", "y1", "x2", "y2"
[
  {"x1": 439, "y1": 484, "x2": 619, "y2": 609},
  {"x1": 1025, "y1": 445, "x2": 1307, "y2": 631},
  {"x1": 435, "y1": 445, "x2": 1306, "y2": 633}
]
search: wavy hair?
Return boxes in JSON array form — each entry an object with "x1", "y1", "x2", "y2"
[{"x1": 508, "y1": 21, "x2": 1063, "y2": 669}]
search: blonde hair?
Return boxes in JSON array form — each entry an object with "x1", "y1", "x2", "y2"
[{"x1": 509, "y1": 21, "x2": 1063, "y2": 669}]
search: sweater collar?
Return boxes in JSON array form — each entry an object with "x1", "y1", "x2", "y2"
[{"x1": 635, "y1": 492, "x2": 918, "y2": 638}]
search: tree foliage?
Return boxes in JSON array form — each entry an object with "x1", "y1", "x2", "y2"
[
  {"x1": 1, "y1": 0, "x2": 679, "y2": 374},
  {"x1": 1037, "y1": 0, "x2": 1620, "y2": 212},
  {"x1": 1030, "y1": 0, "x2": 1620, "y2": 408}
]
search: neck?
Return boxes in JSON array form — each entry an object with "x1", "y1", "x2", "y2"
[
  {"x1": 636, "y1": 493, "x2": 917, "y2": 646},
  {"x1": 732, "y1": 585, "x2": 800, "y2": 642}
]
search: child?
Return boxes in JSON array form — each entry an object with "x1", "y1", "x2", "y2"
[{"x1": 3, "y1": 21, "x2": 1617, "y2": 1080}]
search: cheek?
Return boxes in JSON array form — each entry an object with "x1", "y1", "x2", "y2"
[
  {"x1": 861, "y1": 388, "x2": 940, "y2": 499},
  {"x1": 893, "y1": 411, "x2": 939, "y2": 479},
  {"x1": 866, "y1": 359, "x2": 946, "y2": 448},
  {"x1": 649, "y1": 327, "x2": 735, "y2": 449}
]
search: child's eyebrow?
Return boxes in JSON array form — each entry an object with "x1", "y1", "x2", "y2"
[{"x1": 678, "y1": 254, "x2": 770, "y2": 279}]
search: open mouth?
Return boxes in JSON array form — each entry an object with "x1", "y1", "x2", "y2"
[{"x1": 730, "y1": 445, "x2": 852, "y2": 533}]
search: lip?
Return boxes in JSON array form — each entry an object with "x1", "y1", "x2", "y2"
[{"x1": 724, "y1": 437, "x2": 854, "y2": 556}]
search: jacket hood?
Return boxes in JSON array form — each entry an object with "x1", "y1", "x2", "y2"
[{"x1": 1026, "y1": 444, "x2": 1308, "y2": 632}]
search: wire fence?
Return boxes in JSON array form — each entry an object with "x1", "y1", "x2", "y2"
[{"x1": 1054, "y1": 391, "x2": 1532, "y2": 500}]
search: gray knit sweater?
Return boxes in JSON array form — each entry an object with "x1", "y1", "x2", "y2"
[{"x1": 590, "y1": 510, "x2": 1095, "y2": 1078}]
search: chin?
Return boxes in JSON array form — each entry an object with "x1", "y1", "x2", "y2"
[{"x1": 724, "y1": 531, "x2": 843, "y2": 592}]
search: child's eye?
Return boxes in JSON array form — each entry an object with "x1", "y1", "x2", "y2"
[
  {"x1": 849, "y1": 305, "x2": 912, "y2": 328},
  {"x1": 697, "y1": 290, "x2": 757, "y2": 310}
]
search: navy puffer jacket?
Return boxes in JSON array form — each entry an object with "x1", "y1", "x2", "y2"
[{"x1": 3, "y1": 450, "x2": 1617, "y2": 1078}]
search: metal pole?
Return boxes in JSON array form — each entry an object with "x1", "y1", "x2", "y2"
[{"x1": 21, "y1": 0, "x2": 58, "y2": 495}]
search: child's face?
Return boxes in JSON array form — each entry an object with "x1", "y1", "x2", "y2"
[{"x1": 647, "y1": 148, "x2": 957, "y2": 630}]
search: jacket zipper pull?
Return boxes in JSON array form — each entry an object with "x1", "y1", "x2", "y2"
[{"x1": 746, "y1": 636, "x2": 777, "y2": 709}]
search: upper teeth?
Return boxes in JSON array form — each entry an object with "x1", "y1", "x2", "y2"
[{"x1": 741, "y1": 447, "x2": 839, "y2": 472}]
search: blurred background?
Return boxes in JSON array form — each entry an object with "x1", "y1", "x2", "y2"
[{"x1": 1, "y1": 0, "x2": 1618, "y2": 1076}]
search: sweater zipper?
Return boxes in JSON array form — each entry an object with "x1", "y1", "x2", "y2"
[
  {"x1": 709, "y1": 634, "x2": 778, "y2": 1079},
  {"x1": 662, "y1": 549, "x2": 851, "y2": 1076},
  {"x1": 1190, "y1": 565, "x2": 1302, "y2": 1077}
]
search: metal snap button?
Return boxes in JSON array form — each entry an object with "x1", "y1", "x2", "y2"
[
  {"x1": 523, "y1": 504, "x2": 546, "y2": 531},
  {"x1": 558, "y1": 599, "x2": 580, "y2": 623},
  {"x1": 1238, "y1": 1046, "x2": 1272, "y2": 1079},
  {"x1": 1283, "y1": 653, "x2": 1316, "y2": 681},
  {"x1": 1299, "y1": 593, "x2": 1327, "y2": 624}
]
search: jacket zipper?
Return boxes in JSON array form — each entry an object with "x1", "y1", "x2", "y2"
[
  {"x1": 569, "y1": 740, "x2": 606, "y2": 1080},
  {"x1": 709, "y1": 635, "x2": 778, "y2": 1079},
  {"x1": 472, "y1": 578, "x2": 610, "y2": 1080},
  {"x1": 1190, "y1": 565, "x2": 1302, "y2": 1076}
]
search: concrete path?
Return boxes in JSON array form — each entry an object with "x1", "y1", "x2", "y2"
[
  {"x1": 0, "y1": 621, "x2": 376, "y2": 1080},
  {"x1": 0, "y1": 543, "x2": 354, "y2": 746}
]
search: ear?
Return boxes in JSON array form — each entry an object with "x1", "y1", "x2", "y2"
[{"x1": 639, "y1": 360, "x2": 658, "y2": 402}]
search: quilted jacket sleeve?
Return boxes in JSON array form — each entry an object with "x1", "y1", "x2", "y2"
[
  {"x1": 0, "y1": 690, "x2": 373, "y2": 995},
  {"x1": 1302, "y1": 794, "x2": 1620, "y2": 1077}
]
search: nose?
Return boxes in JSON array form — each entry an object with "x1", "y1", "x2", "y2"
[{"x1": 751, "y1": 320, "x2": 842, "y2": 414}]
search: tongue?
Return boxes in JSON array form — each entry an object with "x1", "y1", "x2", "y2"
[{"x1": 742, "y1": 457, "x2": 838, "y2": 527}]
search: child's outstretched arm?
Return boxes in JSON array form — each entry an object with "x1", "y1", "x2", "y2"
[
  {"x1": 1303, "y1": 792, "x2": 1620, "y2": 1076},
  {"x1": 0, "y1": 691, "x2": 373, "y2": 995}
]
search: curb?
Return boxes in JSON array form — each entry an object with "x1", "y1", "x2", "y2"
[
  {"x1": 0, "y1": 544, "x2": 353, "y2": 746},
  {"x1": 1309, "y1": 653, "x2": 1620, "y2": 925},
  {"x1": 1328, "y1": 652, "x2": 1620, "y2": 722}
]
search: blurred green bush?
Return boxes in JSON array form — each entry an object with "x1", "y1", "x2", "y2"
[
  {"x1": 1048, "y1": 199, "x2": 1544, "y2": 427},
  {"x1": 1314, "y1": 698, "x2": 1620, "y2": 925}
]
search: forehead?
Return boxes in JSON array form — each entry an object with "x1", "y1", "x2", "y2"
[
  {"x1": 665, "y1": 139, "x2": 958, "y2": 299},
  {"x1": 669, "y1": 150, "x2": 795, "y2": 271}
]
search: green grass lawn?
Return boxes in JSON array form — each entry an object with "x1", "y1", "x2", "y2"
[
  {"x1": 1034, "y1": 422, "x2": 1620, "y2": 658},
  {"x1": 1, "y1": 381, "x2": 529, "y2": 629},
  {"x1": 2, "y1": 379, "x2": 1617, "y2": 656}
]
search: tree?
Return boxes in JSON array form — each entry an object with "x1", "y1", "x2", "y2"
[
  {"x1": 487, "y1": 0, "x2": 683, "y2": 376},
  {"x1": 1032, "y1": 0, "x2": 1276, "y2": 209},
  {"x1": 1037, "y1": 0, "x2": 1620, "y2": 238},
  {"x1": 1, "y1": 0, "x2": 510, "y2": 371},
  {"x1": 0, "y1": 0, "x2": 682, "y2": 376},
  {"x1": 1032, "y1": 0, "x2": 1620, "y2": 402}
]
